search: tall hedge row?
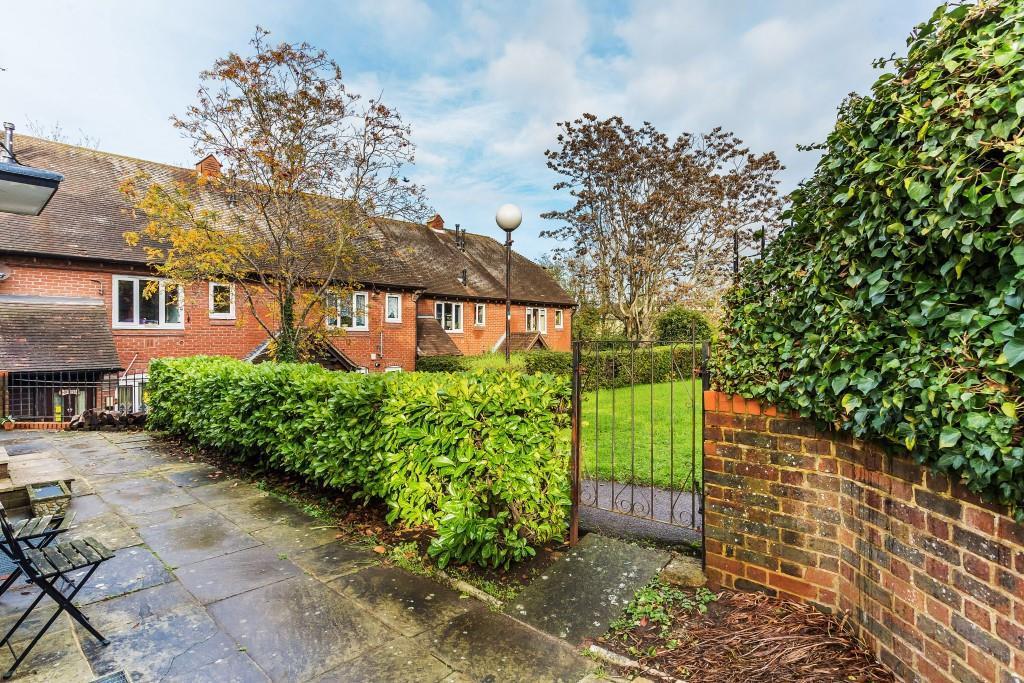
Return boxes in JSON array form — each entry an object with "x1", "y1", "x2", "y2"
[
  {"x1": 147, "y1": 356, "x2": 571, "y2": 567},
  {"x1": 714, "y1": 2, "x2": 1024, "y2": 517}
]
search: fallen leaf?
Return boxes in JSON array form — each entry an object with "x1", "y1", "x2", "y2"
[{"x1": 373, "y1": 545, "x2": 387, "y2": 554}]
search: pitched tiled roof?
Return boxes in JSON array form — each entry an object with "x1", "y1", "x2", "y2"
[
  {"x1": 0, "y1": 296, "x2": 122, "y2": 372},
  {"x1": 0, "y1": 136, "x2": 574, "y2": 305},
  {"x1": 416, "y1": 317, "x2": 462, "y2": 357},
  {"x1": 497, "y1": 332, "x2": 549, "y2": 353}
]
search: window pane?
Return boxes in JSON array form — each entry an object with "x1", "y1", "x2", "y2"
[
  {"x1": 117, "y1": 280, "x2": 135, "y2": 323},
  {"x1": 139, "y1": 279, "x2": 159, "y2": 324},
  {"x1": 387, "y1": 295, "x2": 400, "y2": 320},
  {"x1": 212, "y1": 284, "x2": 231, "y2": 314},
  {"x1": 539, "y1": 309, "x2": 547, "y2": 333},
  {"x1": 435, "y1": 303, "x2": 443, "y2": 322},
  {"x1": 453, "y1": 304, "x2": 461, "y2": 329},
  {"x1": 354, "y1": 294, "x2": 367, "y2": 327},
  {"x1": 326, "y1": 293, "x2": 339, "y2": 327},
  {"x1": 164, "y1": 285, "x2": 181, "y2": 324}
]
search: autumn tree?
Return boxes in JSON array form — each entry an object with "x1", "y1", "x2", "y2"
[
  {"x1": 541, "y1": 114, "x2": 782, "y2": 339},
  {"x1": 121, "y1": 28, "x2": 429, "y2": 361}
]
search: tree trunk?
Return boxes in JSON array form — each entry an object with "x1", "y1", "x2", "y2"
[{"x1": 276, "y1": 289, "x2": 299, "y2": 362}]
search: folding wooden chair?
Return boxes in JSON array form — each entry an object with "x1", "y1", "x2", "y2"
[
  {"x1": 0, "y1": 510, "x2": 77, "y2": 599},
  {"x1": 0, "y1": 503, "x2": 112, "y2": 679}
]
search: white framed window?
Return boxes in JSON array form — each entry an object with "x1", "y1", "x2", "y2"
[
  {"x1": 475, "y1": 303, "x2": 486, "y2": 326},
  {"x1": 327, "y1": 291, "x2": 369, "y2": 331},
  {"x1": 555, "y1": 309, "x2": 564, "y2": 329},
  {"x1": 435, "y1": 301, "x2": 463, "y2": 332},
  {"x1": 385, "y1": 366, "x2": 403, "y2": 373},
  {"x1": 385, "y1": 293, "x2": 402, "y2": 323},
  {"x1": 525, "y1": 307, "x2": 547, "y2": 333},
  {"x1": 355, "y1": 367, "x2": 369, "y2": 374},
  {"x1": 116, "y1": 373, "x2": 149, "y2": 412},
  {"x1": 112, "y1": 275, "x2": 184, "y2": 329},
  {"x1": 208, "y1": 282, "x2": 235, "y2": 319}
]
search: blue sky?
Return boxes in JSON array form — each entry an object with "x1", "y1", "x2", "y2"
[{"x1": 4, "y1": 0, "x2": 936, "y2": 259}]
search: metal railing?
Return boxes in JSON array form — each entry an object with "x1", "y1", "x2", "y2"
[
  {"x1": 569, "y1": 334, "x2": 707, "y2": 544},
  {"x1": 0, "y1": 371, "x2": 148, "y2": 423}
]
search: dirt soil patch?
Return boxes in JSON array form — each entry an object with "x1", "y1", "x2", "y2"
[{"x1": 598, "y1": 589, "x2": 893, "y2": 683}]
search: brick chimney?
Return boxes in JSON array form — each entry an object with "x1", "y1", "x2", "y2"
[
  {"x1": 196, "y1": 154, "x2": 222, "y2": 178},
  {"x1": 426, "y1": 214, "x2": 444, "y2": 232}
]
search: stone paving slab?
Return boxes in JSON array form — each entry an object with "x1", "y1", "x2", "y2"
[
  {"x1": 137, "y1": 504, "x2": 261, "y2": 568},
  {"x1": 214, "y1": 494, "x2": 312, "y2": 532},
  {"x1": 174, "y1": 545, "x2": 300, "y2": 604},
  {"x1": 189, "y1": 479, "x2": 268, "y2": 507},
  {"x1": 250, "y1": 518, "x2": 342, "y2": 552},
  {"x1": 96, "y1": 474, "x2": 198, "y2": 515},
  {"x1": 289, "y1": 540, "x2": 378, "y2": 582},
  {"x1": 0, "y1": 621, "x2": 93, "y2": 683},
  {"x1": 208, "y1": 574, "x2": 393, "y2": 682},
  {"x1": 79, "y1": 595, "x2": 241, "y2": 683},
  {"x1": 314, "y1": 637, "x2": 452, "y2": 682},
  {"x1": 331, "y1": 565, "x2": 473, "y2": 637},
  {"x1": 0, "y1": 431, "x2": 600, "y2": 683},
  {"x1": 421, "y1": 607, "x2": 592, "y2": 683},
  {"x1": 163, "y1": 462, "x2": 225, "y2": 488},
  {"x1": 504, "y1": 533, "x2": 670, "y2": 643}
]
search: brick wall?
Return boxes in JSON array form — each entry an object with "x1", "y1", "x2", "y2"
[
  {"x1": 0, "y1": 257, "x2": 420, "y2": 372},
  {"x1": 418, "y1": 297, "x2": 571, "y2": 355},
  {"x1": 703, "y1": 390, "x2": 1024, "y2": 683}
]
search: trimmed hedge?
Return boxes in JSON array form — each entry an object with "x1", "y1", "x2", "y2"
[
  {"x1": 147, "y1": 356, "x2": 571, "y2": 568},
  {"x1": 524, "y1": 346, "x2": 699, "y2": 390},
  {"x1": 714, "y1": 3, "x2": 1024, "y2": 517},
  {"x1": 415, "y1": 355, "x2": 468, "y2": 372},
  {"x1": 523, "y1": 350, "x2": 572, "y2": 376}
]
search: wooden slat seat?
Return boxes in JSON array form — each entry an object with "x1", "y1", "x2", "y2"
[
  {"x1": 23, "y1": 538, "x2": 112, "y2": 579},
  {"x1": 10, "y1": 512, "x2": 76, "y2": 541}
]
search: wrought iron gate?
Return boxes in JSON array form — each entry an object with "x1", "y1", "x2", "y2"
[{"x1": 569, "y1": 336, "x2": 707, "y2": 547}]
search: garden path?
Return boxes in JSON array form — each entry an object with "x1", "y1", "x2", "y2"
[{"x1": 0, "y1": 430, "x2": 594, "y2": 683}]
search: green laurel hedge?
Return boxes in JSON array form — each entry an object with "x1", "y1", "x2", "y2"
[
  {"x1": 414, "y1": 355, "x2": 469, "y2": 372},
  {"x1": 147, "y1": 356, "x2": 571, "y2": 567},
  {"x1": 714, "y1": 2, "x2": 1024, "y2": 517}
]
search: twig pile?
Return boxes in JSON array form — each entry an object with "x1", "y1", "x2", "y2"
[{"x1": 604, "y1": 591, "x2": 894, "y2": 682}]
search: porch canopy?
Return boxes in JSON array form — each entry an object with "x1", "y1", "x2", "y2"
[{"x1": 0, "y1": 295, "x2": 121, "y2": 373}]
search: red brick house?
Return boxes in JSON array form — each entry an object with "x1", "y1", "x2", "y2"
[{"x1": 0, "y1": 136, "x2": 573, "y2": 421}]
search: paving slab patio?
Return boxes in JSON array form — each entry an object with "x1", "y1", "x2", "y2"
[{"x1": 0, "y1": 430, "x2": 597, "y2": 682}]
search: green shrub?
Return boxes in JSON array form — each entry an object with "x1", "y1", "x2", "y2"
[
  {"x1": 522, "y1": 346, "x2": 698, "y2": 391},
  {"x1": 714, "y1": 2, "x2": 1024, "y2": 518},
  {"x1": 415, "y1": 355, "x2": 468, "y2": 372},
  {"x1": 655, "y1": 306, "x2": 714, "y2": 344},
  {"x1": 148, "y1": 356, "x2": 571, "y2": 567},
  {"x1": 524, "y1": 351, "x2": 572, "y2": 376}
]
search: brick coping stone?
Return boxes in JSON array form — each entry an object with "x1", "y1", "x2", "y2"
[{"x1": 702, "y1": 390, "x2": 1024, "y2": 683}]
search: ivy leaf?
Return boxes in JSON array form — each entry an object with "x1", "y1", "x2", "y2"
[
  {"x1": 906, "y1": 179, "x2": 930, "y2": 202},
  {"x1": 1003, "y1": 339, "x2": 1024, "y2": 368},
  {"x1": 938, "y1": 426, "x2": 961, "y2": 449},
  {"x1": 1002, "y1": 402, "x2": 1018, "y2": 420}
]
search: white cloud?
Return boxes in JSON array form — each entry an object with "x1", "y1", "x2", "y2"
[{"x1": 1, "y1": 0, "x2": 939, "y2": 258}]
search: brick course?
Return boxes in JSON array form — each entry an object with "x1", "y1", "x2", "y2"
[
  {"x1": 0, "y1": 257, "x2": 571, "y2": 374},
  {"x1": 703, "y1": 390, "x2": 1024, "y2": 683}
]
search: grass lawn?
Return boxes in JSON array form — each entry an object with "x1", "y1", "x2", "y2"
[{"x1": 580, "y1": 381, "x2": 702, "y2": 490}]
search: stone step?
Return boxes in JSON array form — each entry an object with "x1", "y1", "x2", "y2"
[
  {"x1": 660, "y1": 553, "x2": 707, "y2": 587},
  {"x1": 503, "y1": 533, "x2": 670, "y2": 644},
  {"x1": 0, "y1": 446, "x2": 8, "y2": 478}
]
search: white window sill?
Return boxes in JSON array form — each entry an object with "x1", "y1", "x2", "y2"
[
  {"x1": 209, "y1": 314, "x2": 236, "y2": 320},
  {"x1": 384, "y1": 319, "x2": 402, "y2": 324},
  {"x1": 112, "y1": 323, "x2": 185, "y2": 331}
]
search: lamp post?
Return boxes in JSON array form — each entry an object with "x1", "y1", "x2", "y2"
[
  {"x1": 0, "y1": 123, "x2": 63, "y2": 216},
  {"x1": 495, "y1": 203, "x2": 522, "y2": 365}
]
